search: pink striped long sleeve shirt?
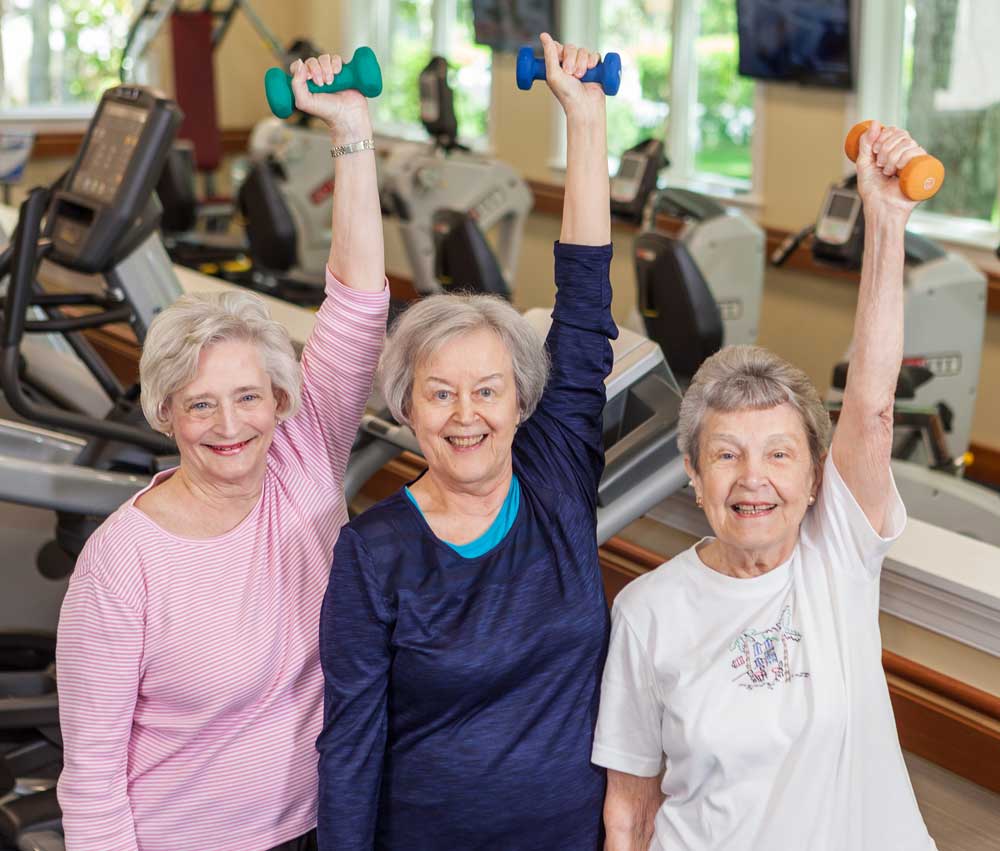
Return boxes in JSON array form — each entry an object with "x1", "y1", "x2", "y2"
[{"x1": 56, "y1": 272, "x2": 388, "y2": 851}]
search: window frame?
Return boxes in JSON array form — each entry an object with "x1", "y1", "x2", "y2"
[
  {"x1": 0, "y1": 0, "x2": 134, "y2": 128},
  {"x1": 348, "y1": 0, "x2": 492, "y2": 150},
  {"x1": 857, "y1": 0, "x2": 1000, "y2": 250},
  {"x1": 550, "y1": 0, "x2": 762, "y2": 205}
]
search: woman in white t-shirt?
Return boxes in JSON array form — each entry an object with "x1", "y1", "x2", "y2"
[{"x1": 592, "y1": 123, "x2": 939, "y2": 851}]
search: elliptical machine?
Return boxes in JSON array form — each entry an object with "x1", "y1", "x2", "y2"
[
  {"x1": 0, "y1": 81, "x2": 197, "y2": 850},
  {"x1": 620, "y1": 142, "x2": 765, "y2": 384},
  {"x1": 379, "y1": 56, "x2": 532, "y2": 298},
  {"x1": 773, "y1": 176, "x2": 1000, "y2": 545},
  {"x1": 0, "y1": 87, "x2": 184, "y2": 581}
]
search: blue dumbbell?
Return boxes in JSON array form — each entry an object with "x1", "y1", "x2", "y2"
[{"x1": 516, "y1": 46, "x2": 621, "y2": 96}]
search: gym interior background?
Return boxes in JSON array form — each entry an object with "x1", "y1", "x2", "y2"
[
  {"x1": 5, "y1": 1, "x2": 1000, "y2": 447},
  {"x1": 2, "y1": 1, "x2": 999, "y2": 846}
]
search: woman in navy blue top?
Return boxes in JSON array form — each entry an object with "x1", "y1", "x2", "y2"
[{"x1": 316, "y1": 33, "x2": 615, "y2": 850}]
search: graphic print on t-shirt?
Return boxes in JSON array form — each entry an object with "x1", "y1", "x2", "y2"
[{"x1": 729, "y1": 606, "x2": 810, "y2": 690}]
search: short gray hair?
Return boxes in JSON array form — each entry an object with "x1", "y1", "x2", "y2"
[
  {"x1": 139, "y1": 290, "x2": 302, "y2": 433},
  {"x1": 378, "y1": 294, "x2": 549, "y2": 424},
  {"x1": 678, "y1": 345, "x2": 831, "y2": 480}
]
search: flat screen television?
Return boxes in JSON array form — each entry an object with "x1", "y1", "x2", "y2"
[
  {"x1": 736, "y1": 0, "x2": 853, "y2": 90},
  {"x1": 472, "y1": 0, "x2": 557, "y2": 54}
]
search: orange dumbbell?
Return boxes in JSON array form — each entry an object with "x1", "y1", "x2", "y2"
[{"x1": 844, "y1": 120, "x2": 945, "y2": 201}]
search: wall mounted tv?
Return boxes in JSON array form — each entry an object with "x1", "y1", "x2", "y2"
[{"x1": 736, "y1": 0, "x2": 853, "y2": 90}]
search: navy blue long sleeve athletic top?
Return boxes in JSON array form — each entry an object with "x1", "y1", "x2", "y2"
[{"x1": 316, "y1": 242, "x2": 617, "y2": 850}]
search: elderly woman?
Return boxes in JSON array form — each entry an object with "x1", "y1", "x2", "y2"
[
  {"x1": 316, "y1": 34, "x2": 613, "y2": 850},
  {"x1": 55, "y1": 55, "x2": 387, "y2": 851},
  {"x1": 592, "y1": 122, "x2": 938, "y2": 851}
]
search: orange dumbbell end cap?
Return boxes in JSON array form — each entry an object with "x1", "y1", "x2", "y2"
[
  {"x1": 844, "y1": 120, "x2": 873, "y2": 162},
  {"x1": 899, "y1": 154, "x2": 945, "y2": 201}
]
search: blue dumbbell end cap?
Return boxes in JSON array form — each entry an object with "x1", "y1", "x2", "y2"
[
  {"x1": 516, "y1": 46, "x2": 536, "y2": 90},
  {"x1": 603, "y1": 52, "x2": 622, "y2": 96}
]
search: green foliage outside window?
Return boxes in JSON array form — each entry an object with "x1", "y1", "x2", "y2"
[
  {"x1": 695, "y1": 33, "x2": 753, "y2": 181},
  {"x1": 606, "y1": 47, "x2": 671, "y2": 158},
  {"x1": 903, "y1": 0, "x2": 1000, "y2": 225},
  {"x1": 602, "y1": 0, "x2": 753, "y2": 184},
  {"x1": 1, "y1": 0, "x2": 131, "y2": 109},
  {"x1": 695, "y1": 0, "x2": 753, "y2": 182},
  {"x1": 377, "y1": 0, "x2": 489, "y2": 143}
]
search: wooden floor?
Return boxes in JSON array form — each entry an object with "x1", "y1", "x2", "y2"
[{"x1": 907, "y1": 751, "x2": 1000, "y2": 850}]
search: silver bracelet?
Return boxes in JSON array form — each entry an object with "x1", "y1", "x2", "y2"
[{"x1": 330, "y1": 138, "x2": 375, "y2": 158}]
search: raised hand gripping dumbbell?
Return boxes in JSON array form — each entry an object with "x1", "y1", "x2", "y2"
[
  {"x1": 844, "y1": 120, "x2": 945, "y2": 201},
  {"x1": 515, "y1": 45, "x2": 622, "y2": 96},
  {"x1": 264, "y1": 46, "x2": 382, "y2": 119}
]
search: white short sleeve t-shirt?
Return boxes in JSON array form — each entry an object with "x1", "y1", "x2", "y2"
[{"x1": 592, "y1": 455, "x2": 937, "y2": 851}]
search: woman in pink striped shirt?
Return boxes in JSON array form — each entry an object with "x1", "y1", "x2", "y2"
[{"x1": 55, "y1": 54, "x2": 387, "y2": 851}]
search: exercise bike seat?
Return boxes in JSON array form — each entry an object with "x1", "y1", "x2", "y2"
[
  {"x1": 831, "y1": 362, "x2": 934, "y2": 400},
  {"x1": 0, "y1": 787, "x2": 62, "y2": 846},
  {"x1": 433, "y1": 209, "x2": 510, "y2": 298}
]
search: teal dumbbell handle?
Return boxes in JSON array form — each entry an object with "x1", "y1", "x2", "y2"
[{"x1": 265, "y1": 46, "x2": 383, "y2": 119}]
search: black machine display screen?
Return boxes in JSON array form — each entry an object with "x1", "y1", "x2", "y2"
[
  {"x1": 826, "y1": 192, "x2": 856, "y2": 220},
  {"x1": 71, "y1": 101, "x2": 149, "y2": 205},
  {"x1": 618, "y1": 156, "x2": 643, "y2": 180}
]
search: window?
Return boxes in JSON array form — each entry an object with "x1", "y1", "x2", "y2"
[
  {"x1": 0, "y1": 0, "x2": 132, "y2": 118},
  {"x1": 692, "y1": 0, "x2": 753, "y2": 183},
  {"x1": 598, "y1": 0, "x2": 672, "y2": 160},
  {"x1": 595, "y1": 0, "x2": 755, "y2": 190},
  {"x1": 901, "y1": 0, "x2": 999, "y2": 227},
  {"x1": 358, "y1": 0, "x2": 491, "y2": 145},
  {"x1": 861, "y1": 0, "x2": 1000, "y2": 239}
]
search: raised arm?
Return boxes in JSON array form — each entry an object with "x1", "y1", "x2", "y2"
[
  {"x1": 274, "y1": 55, "x2": 389, "y2": 485},
  {"x1": 831, "y1": 122, "x2": 923, "y2": 532},
  {"x1": 291, "y1": 54, "x2": 384, "y2": 293},
  {"x1": 540, "y1": 32, "x2": 610, "y2": 246},
  {"x1": 512, "y1": 36, "x2": 616, "y2": 502}
]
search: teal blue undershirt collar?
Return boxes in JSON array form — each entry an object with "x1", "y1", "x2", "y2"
[{"x1": 404, "y1": 474, "x2": 521, "y2": 558}]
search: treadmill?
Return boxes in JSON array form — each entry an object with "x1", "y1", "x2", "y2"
[{"x1": 0, "y1": 83, "x2": 185, "y2": 851}]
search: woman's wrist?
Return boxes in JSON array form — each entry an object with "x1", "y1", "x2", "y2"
[
  {"x1": 861, "y1": 197, "x2": 913, "y2": 229},
  {"x1": 564, "y1": 100, "x2": 606, "y2": 128},
  {"x1": 327, "y1": 117, "x2": 374, "y2": 147},
  {"x1": 865, "y1": 207, "x2": 910, "y2": 242}
]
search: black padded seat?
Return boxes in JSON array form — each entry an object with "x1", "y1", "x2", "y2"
[
  {"x1": 0, "y1": 788, "x2": 62, "y2": 846},
  {"x1": 433, "y1": 209, "x2": 510, "y2": 298},
  {"x1": 237, "y1": 159, "x2": 298, "y2": 273},
  {"x1": 633, "y1": 231, "x2": 723, "y2": 382}
]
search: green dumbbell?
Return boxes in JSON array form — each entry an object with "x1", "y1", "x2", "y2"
[{"x1": 264, "y1": 46, "x2": 382, "y2": 119}]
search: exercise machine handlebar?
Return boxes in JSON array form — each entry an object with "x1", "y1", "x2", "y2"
[{"x1": 1, "y1": 189, "x2": 175, "y2": 456}]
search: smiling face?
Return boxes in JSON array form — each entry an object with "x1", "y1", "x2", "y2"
[
  {"x1": 166, "y1": 339, "x2": 282, "y2": 492},
  {"x1": 686, "y1": 403, "x2": 818, "y2": 565},
  {"x1": 408, "y1": 327, "x2": 520, "y2": 494}
]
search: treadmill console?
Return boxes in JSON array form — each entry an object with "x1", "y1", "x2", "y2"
[
  {"x1": 815, "y1": 185, "x2": 862, "y2": 246},
  {"x1": 49, "y1": 85, "x2": 182, "y2": 273},
  {"x1": 811, "y1": 182, "x2": 865, "y2": 269},
  {"x1": 610, "y1": 153, "x2": 646, "y2": 205},
  {"x1": 611, "y1": 138, "x2": 665, "y2": 222}
]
